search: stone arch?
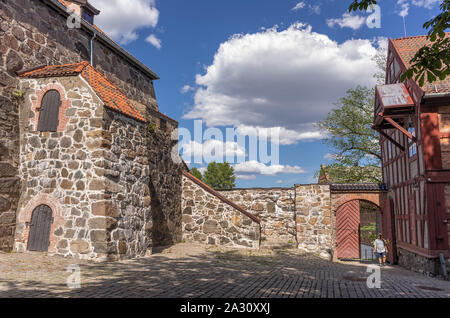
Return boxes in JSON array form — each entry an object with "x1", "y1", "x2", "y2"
[
  {"x1": 332, "y1": 193, "x2": 386, "y2": 215},
  {"x1": 15, "y1": 194, "x2": 65, "y2": 253},
  {"x1": 30, "y1": 82, "x2": 71, "y2": 132}
]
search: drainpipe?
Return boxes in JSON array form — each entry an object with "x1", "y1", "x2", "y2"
[{"x1": 90, "y1": 30, "x2": 97, "y2": 66}]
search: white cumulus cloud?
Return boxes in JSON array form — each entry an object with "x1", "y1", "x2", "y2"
[
  {"x1": 233, "y1": 161, "x2": 306, "y2": 179},
  {"x1": 327, "y1": 13, "x2": 367, "y2": 30},
  {"x1": 397, "y1": 0, "x2": 410, "y2": 17},
  {"x1": 90, "y1": 0, "x2": 159, "y2": 45},
  {"x1": 181, "y1": 140, "x2": 246, "y2": 162},
  {"x1": 184, "y1": 23, "x2": 379, "y2": 145},
  {"x1": 145, "y1": 34, "x2": 161, "y2": 49},
  {"x1": 292, "y1": 2, "x2": 306, "y2": 11},
  {"x1": 181, "y1": 85, "x2": 195, "y2": 94},
  {"x1": 412, "y1": 0, "x2": 441, "y2": 9}
]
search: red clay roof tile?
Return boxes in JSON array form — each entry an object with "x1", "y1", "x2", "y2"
[
  {"x1": 391, "y1": 34, "x2": 450, "y2": 94},
  {"x1": 20, "y1": 61, "x2": 147, "y2": 122}
]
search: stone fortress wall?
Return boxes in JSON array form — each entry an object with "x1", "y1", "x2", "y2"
[
  {"x1": 218, "y1": 188, "x2": 296, "y2": 248},
  {"x1": 182, "y1": 179, "x2": 335, "y2": 258},
  {"x1": 182, "y1": 174, "x2": 261, "y2": 249}
]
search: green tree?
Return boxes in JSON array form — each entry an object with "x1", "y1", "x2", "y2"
[
  {"x1": 203, "y1": 162, "x2": 236, "y2": 190},
  {"x1": 316, "y1": 86, "x2": 382, "y2": 183},
  {"x1": 190, "y1": 167, "x2": 203, "y2": 181},
  {"x1": 349, "y1": 0, "x2": 449, "y2": 85},
  {"x1": 315, "y1": 163, "x2": 382, "y2": 183}
]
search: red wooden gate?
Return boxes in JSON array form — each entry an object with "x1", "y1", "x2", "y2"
[{"x1": 336, "y1": 200, "x2": 360, "y2": 259}]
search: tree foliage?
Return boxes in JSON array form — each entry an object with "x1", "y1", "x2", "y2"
[
  {"x1": 349, "y1": 0, "x2": 450, "y2": 85},
  {"x1": 202, "y1": 162, "x2": 236, "y2": 190},
  {"x1": 190, "y1": 167, "x2": 203, "y2": 181},
  {"x1": 315, "y1": 163, "x2": 382, "y2": 183},
  {"x1": 316, "y1": 86, "x2": 382, "y2": 183}
]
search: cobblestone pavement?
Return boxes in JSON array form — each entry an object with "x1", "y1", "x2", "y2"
[{"x1": 0, "y1": 243, "x2": 449, "y2": 298}]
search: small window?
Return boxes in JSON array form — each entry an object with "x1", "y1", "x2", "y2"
[
  {"x1": 38, "y1": 90, "x2": 61, "y2": 132},
  {"x1": 408, "y1": 127, "x2": 417, "y2": 158},
  {"x1": 82, "y1": 10, "x2": 94, "y2": 24},
  {"x1": 159, "y1": 118, "x2": 167, "y2": 131}
]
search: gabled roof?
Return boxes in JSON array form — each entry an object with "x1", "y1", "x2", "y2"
[
  {"x1": 391, "y1": 34, "x2": 450, "y2": 94},
  {"x1": 19, "y1": 61, "x2": 146, "y2": 122}
]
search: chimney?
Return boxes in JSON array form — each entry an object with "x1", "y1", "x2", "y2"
[
  {"x1": 318, "y1": 164, "x2": 330, "y2": 184},
  {"x1": 63, "y1": 0, "x2": 100, "y2": 24}
]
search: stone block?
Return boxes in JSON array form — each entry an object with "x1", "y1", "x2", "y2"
[
  {"x1": 70, "y1": 240, "x2": 90, "y2": 254},
  {"x1": 0, "y1": 163, "x2": 16, "y2": 177},
  {"x1": 88, "y1": 217, "x2": 117, "y2": 230},
  {"x1": 90, "y1": 230, "x2": 109, "y2": 242},
  {"x1": 91, "y1": 201, "x2": 119, "y2": 218},
  {"x1": 203, "y1": 220, "x2": 219, "y2": 234}
]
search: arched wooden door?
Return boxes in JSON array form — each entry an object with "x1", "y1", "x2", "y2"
[
  {"x1": 38, "y1": 90, "x2": 61, "y2": 132},
  {"x1": 336, "y1": 200, "x2": 360, "y2": 259},
  {"x1": 27, "y1": 205, "x2": 53, "y2": 252}
]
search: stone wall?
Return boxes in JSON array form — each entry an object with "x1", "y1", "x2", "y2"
[
  {"x1": 146, "y1": 117, "x2": 183, "y2": 247},
  {"x1": 102, "y1": 108, "x2": 152, "y2": 260},
  {"x1": 397, "y1": 247, "x2": 450, "y2": 278},
  {"x1": 15, "y1": 76, "x2": 110, "y2": 259},
  {"x1": 182, "y1": 175, "x2": 260, "y2": 249},
  {"x1": 295, "y1": 185, "x2": 333, "y2": 258},
  {"x1": 219, "y1": 188, "x2": 296, "y2": 248},
  {"x1": 0, "y1": 0, "x2": 160, "y2": 251}
]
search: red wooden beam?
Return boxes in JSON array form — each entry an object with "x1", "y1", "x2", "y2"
[
  {"x1": 383, "y1": 116, "x2": 417, "y2": 142},
  {"x1": 182, "y1": 171, "x2": 261, "y2": 224},
  {"x1": 373, "y1": 126, "x2": 405, "y2": 152}
]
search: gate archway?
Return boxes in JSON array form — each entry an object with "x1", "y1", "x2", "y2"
[{"x1": 331, "y1": 184, "x2": 388, "y2": 261}]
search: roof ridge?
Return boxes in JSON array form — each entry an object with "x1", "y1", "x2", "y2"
[
  {"x1": 392, "y1": 32, "x2": 450, "y2": 42},
  {"x1": 20, "y1": 61, "x2": 147, "y2": 122},
  {"x1": 18, "y1": 61, "x2": 88, "y2": 77}
]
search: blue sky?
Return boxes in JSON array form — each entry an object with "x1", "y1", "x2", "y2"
[{"x1": 90, "y1": 0, "x2": 441, "y2": 187}]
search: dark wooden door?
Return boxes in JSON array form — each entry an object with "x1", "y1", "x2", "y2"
[
  {"x1": 38, "y1": 90, "x2": 61, "y2": 132},
  {"x1": 336, "y1": 200, "x2": 361, "y2": 259},
  {"x1": 389, "y1": 199, "x2": 398, "y2": 264},
  {"x1": 27, "y1": 205, "x2": 53, "y2": 252}
]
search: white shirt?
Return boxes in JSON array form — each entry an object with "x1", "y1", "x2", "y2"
[{"x1": 374, "y1": 239, "x2": 386, "y2": 253}]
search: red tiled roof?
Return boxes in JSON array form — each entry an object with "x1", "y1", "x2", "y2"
[
  {"x1": 391, "y1": 34, "x2": 450, "y2": 94},
  {"x1": 20, "y1": 61, "x2": 146, "y2": 122}
]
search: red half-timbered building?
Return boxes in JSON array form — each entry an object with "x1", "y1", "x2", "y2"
[{"x1": 374, "y1": 34, "x2": 450, "y2": 275}]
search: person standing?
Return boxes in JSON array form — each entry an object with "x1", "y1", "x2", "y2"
[{"x1": 373, "y1": 234, "x2": 388, "y2": 266}]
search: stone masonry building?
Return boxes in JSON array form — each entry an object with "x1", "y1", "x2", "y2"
[{"x1": 0, "y1": 0, "x2": 183, "y2": 260}]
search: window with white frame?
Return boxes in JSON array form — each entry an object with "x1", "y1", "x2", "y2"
[{"x1": 408, "y1": 127, "x2": 417, "y2": 158}]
